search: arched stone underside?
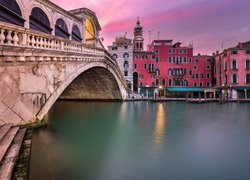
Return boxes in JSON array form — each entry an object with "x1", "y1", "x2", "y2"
[
  {"x1": 36, "y1": 61, "x2": 127, "y2": 121},
  {"x1": 60, "y1": 67, "x2": 122, "y2": 100}
]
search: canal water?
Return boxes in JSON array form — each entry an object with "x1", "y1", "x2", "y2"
[{"x1": 28, "y1": 101, "x2": 250, "y2": 180}]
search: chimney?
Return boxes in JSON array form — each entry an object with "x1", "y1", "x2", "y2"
[{"x1": 238, "y1": 42, "x2": 243, "y2": 48}]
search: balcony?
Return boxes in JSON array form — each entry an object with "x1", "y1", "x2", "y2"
[{"x1": 148, "y1": 68, "x2": 155, "y2": 73}]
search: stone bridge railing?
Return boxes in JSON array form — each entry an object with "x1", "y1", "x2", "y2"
[{"x1": 0, "y1": 21, "x2": 103, "y2": 61}]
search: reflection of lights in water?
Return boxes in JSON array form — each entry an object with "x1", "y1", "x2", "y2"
[
  {"x1": 119, "y1": 103, "x2": 127, "y2": 127},
  {"x1": 154, "y1": 103, "x2": 166, "y2": 148}
]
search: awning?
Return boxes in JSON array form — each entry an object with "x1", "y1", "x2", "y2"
[
  {"x1": 235, "y1": 87, "x2": 250, "y2": 90},
  {"x1": 166, "y1": 87, "x2": 219, "y2": 93}
]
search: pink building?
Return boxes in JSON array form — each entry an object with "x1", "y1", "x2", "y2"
[
  {"x1": 132, "y1": 19, "x2": 214, "y2": 97},
  {"x1": 192, "y1": 54, "x2": 214, "y2": 88},
  {"x1": 214, "y1": 42, "x2": 250, "y2": 99}
]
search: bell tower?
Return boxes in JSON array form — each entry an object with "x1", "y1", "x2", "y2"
[{"x1": 133, "y1": 17, "x2": 144, "y2": 51}]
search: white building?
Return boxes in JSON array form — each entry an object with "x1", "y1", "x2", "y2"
[{"x1": 108, "y1": 36, "x2": 134, "y2": 91}]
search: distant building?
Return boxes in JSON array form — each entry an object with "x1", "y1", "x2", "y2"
[
  {"x1": 108, "y1": 36, "x2": 134, "y2": 91},
  {"x1": 214, "y1": 42, "x2": 250, "y2": 99}
]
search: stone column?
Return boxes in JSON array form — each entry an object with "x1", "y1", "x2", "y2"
[{"x1": 244, "y1": 89, "x2": 247, "y2": 99}]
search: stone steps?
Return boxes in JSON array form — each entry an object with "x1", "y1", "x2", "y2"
[{"x1": 0, "y1": 124, "x2": 26, "y2": 180}]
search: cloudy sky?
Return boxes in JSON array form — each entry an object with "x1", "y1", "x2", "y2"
[{"x1": 51, "y1": 0, "x2": 250, "y2": 55}]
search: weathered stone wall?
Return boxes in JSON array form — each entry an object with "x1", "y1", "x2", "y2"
[{"x1": 0, "y1": 61, "x2": 127, "y2": 125}]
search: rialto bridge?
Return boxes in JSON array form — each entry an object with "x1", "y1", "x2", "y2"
[{"x1": 0, "y1": 0, "x2": 128, "y2": 125}]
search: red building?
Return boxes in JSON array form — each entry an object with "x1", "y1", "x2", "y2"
[
  {"x1": 214, "y1": 42, "x2": 250, "y2": 99},
  {"x1": 192, "y1": 54, "x2": 214, "y2": 88},
  {"x1": 132, "y1": 19, "x2": 214, "y2": 97}
]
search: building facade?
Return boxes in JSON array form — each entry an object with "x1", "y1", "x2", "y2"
[
  {"x1": 214, "y1": 42, "x2": 250, "y2": 99},
  {"x1": 108, "y1": 36, "x2": 134, "y2": 91},
  {"x1": 132, "y1": 19, "x2": 214, "y2": 97},
  {"x1": 192, "y1": 54, "x2": 214, "y2": 88}
]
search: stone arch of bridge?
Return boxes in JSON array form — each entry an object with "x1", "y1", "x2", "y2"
[{"x1": 36, "y1": 61, "x2": 127, "y2": 120}]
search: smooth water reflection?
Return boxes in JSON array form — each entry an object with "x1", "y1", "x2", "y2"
[{"x1": 29, "y1": 101, "x2": 250, "y2": 180}]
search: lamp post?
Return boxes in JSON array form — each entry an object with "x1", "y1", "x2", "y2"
[{"x1": 158, "y1": 85, "x2": 162, "y2": 98}]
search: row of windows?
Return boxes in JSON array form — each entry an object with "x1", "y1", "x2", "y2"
[
  {"x1": 193, "y1": 82, "x2": 211, "y2": 87},
  {"x1": 134, "y1": 54, "x2": 149, "y2": 59},
  {"x1": 143, "y1": 64, "x2": 155, "y2": 71},
  {"x1": 220, "y1": 50, "x2": 250, "y2": 59},
  {"x1": 230, "y1": 50, "x2": 250, "y2": 55},
  {"x1": 231, "y1": 59, "x2": 250, "y2": 70},
  {"x1": 219, "y1": 74, "x2": 250, "y2": 84},
  {"x1": 139, "y1": 80, "x2": 211, "y2": 87},
  {"x1": 219, "y1": 59, "x2": 250, "y2": 72},
  {"x1": 168, "y1": 49, "x2": 187, "y2": 54},
  {"x1": 231, "y1": 74, "x2": 250, "y2": 84},
  {"x1": 193, "y1": 59, "x2": 212, "y2": 63},
  {"x1": 192, "y1": 73, "x2": 210, "y2": 79},
  {"x1": 168, "y1": 56, "x2": 189, "y2": 63},
  {"x1": 155, "y1": 79, "x2": 189, "y2": 86},
  {"x1": 112, "y1": 45, "x2": 129, "y2": 50},
  {"x1": 112, "y1": 52, "x2": 130, "y2": 60}
]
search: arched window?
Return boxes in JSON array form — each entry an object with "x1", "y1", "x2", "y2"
[
  {"x1": 156, "y1": 79, "x2": 159, "y2": 86},
  {"x1": 0, "y1": 0, "x2": 24, "y2": 26},
  {"x1": 168, "y1": 68, "x2": 172, "y2": 76},
  {"x1": 55, "y1": 18, "x2": 70, "y2": 39},
  {"x1": 156, "y1": 69, "x2": 160, "y2": 76},
  {"x1": 232, "y1": 60, "x2": 237, "y2": 70},
  {"x1": 184, "y1": 80, "x2": 188, "y2": 86},
  {"x1": 123, "y1": 61, "x2": 129, "y2": 68},
  {"x1": 162, "y1": 79, "x2": 165, "y2": 86},
  {"x1": 246, "y1": 59, "x2": 250, "y2": 70},
  {"x1": 180, "y1": 80, "x2": 183, "y2": 86},
  {"x1": 177, "y1": 80, "x2": 180, "y2": 86},
  {"x1": 123, "y1": 52, "x2": 129, "y2": 58},
  {"x1": 232, "y1": 74, "x2": 237, "y2": 84},
  {"x1": 30, "y1": 7, "x2": 52, "y2": 34},
  {"x1": 246, "y1": 74, "x2": 250, "y2": 83},
  {"x1": 72, "y1": 25, "x2": 82, "y2": 42},
  {"x1": 112, "y1": 53, "x2": 117, "y2": 60},
  {"x1": 85, "y1": 19, "x2": 95, "y2": 45}
]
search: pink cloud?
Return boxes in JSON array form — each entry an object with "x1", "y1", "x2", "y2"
[{"x1": 51, "y1": 0, "x2": 250, "y2": 54}]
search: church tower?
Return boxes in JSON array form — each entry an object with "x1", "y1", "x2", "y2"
[{"x1": 133, "y1": 17, "x2": 144, "y2": 51}]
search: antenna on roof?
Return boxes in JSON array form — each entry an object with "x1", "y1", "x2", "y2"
[
  {"x1": 125, "y1": 32, "x2": 127, "y2": 38},
  {"x1": 148, "y1": 30, "x2": 152, "y2": 45},
  {"x1": 158, "y1": 31, "x2": 160, "y2": 40}
]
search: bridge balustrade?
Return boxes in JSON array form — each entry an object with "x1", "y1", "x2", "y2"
[{"x1": 0, "y1": 22, "x2": 107, "y2": 62}]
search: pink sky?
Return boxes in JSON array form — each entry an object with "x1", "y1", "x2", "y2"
[{"x1": 51, "y1": 0, "x2": 250, "y2": 55}]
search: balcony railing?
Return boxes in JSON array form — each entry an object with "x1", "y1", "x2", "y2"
[
  {"x1": 0, "y1": 22, "x2": 105, "y2": 61},
  {"x1": 148, "y1": 68, "x2": 155, "y2": 73}
]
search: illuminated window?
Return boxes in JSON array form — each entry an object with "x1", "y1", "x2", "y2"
[{"x1": 85, "y1": 19, "x2": 95, "y2": 45}]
